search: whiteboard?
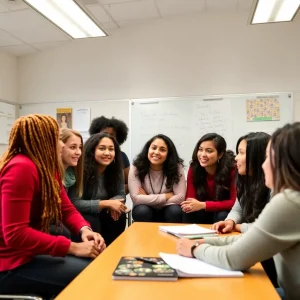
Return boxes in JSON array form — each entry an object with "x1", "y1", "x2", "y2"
[
  {"x1": 0, "y1": 101, "x2": 16, "y2": 144},
  {"x1": 19, "y1": 100, "x2": 130, "y2": 156},
  {"x1": 131, "y1": 93, "x2": 293, "y2": 167}
]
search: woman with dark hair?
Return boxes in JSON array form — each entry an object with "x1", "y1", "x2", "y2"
[
  {"x1": 212, "y1": 132, "x2": 271, "y2": 233},
  {"x1": 212, "y1": 132, "x2": 278, "y2": 288},
  {"x1": 89, "y1": 116, "x2": 130, "y2": 193},
  {"x1": 76, "y1": 133, "x2": 127, "y2": 246},
  {"x1": 182, "y1": 133, "x2": 236, "y2": 224},
  {"x1": 177, "y1": 123, "x2": 300, "y2": 300},
  {"x1": 129, "y1": 134, "x2": 186, "y2": 222}
]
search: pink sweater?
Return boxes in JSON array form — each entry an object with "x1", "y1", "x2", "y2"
[{"x1": 129, "y1": 165, "x2": 186, "y2": 208}]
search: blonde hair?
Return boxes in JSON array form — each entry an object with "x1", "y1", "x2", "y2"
[
  {"x1": 0, "y1": 114, "x2": 62, "y2": 232},
  {"x1": 60, "y1": 128, "x2": 84, "y2": 198}
]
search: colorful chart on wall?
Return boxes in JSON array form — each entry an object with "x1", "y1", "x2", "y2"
[{"x1": 246, "y1": 96, "x2": 280, "y2": 122}]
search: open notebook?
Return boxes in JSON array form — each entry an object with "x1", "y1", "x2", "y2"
[
  {"x1": 159, "y1": 253, "x2": 243, "y2": 278},
  {"x1": 159, "y1": 224, "x2": 218, "y2": 239}
]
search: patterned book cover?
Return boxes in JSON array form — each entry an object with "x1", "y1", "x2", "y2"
[{"x1": 112, "y1": 256, "x2": 178, "y2": 281}]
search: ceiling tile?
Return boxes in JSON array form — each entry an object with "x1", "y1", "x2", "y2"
[
  {"x1": 155, "y1": 0, "x2": 205, "y2": 17},
  {"x1": 86, "y1": 4, "x2": 112, "y2": 23},
  {"x1": 105, "y1": 0, "x2": 160, "y2": 22},
  {"x1": 0, "y1": 0, "x2": 28, "y2": 11},
  {"x1": 0, "y1": 10, "x2": 70, "y2": 44},
  {"x1": 237, "y1": 0, "x2": 254, "y2": 11},
  {"x1": 0, "y1": 3, "x2": 8, "y2": 12},
  {"x1": 1, "y1": 44, "x2": 37, "y2": 56},
  {"x1": 0, "y1": 29, "x2": 23, "y2": 46},
  {"x1": 31, "y1": 41, "x2": 70, "y2": 50},
  {"x1": 100, "y1": 0, "x2": 142, "y2": 4},
  {"x1": 205, "y1": 0, "x2": 238, "y2": 12},
  {"x1": 102, "y1": 21, "x2": 119, "y2": 30}
]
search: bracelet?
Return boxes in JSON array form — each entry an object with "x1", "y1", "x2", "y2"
[{"x1": 79, "y1": 226, "x2": 93, "y2": 235}]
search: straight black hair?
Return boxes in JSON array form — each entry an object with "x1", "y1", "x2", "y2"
[{"x1": 236, "y1": 132, "x2": 271, "y2": 222}]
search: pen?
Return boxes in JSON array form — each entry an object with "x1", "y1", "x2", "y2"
[{"x1": 134, "y1": 257, "x2": 158, "y2": 264}]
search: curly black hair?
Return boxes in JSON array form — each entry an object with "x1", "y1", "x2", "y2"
[
  {"x1": 89, "y1": 116, "x2": 128, "y2": 145},
  {"x1": 82, "y1": 133, "x2": 124, "y2": 200},
  {"x1": 236, "y1": 132, "x2": 271, "y2": 223},
  {"x1": 133, "y1": 134, "x2": 184, "y2": 189},
  {"x1": 190, "y1": 133, "x2": 235, "y2": 201}
]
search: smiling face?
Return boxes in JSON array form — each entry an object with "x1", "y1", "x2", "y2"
[
  {"x1": 235, "y1": 139, "x2": 247, "y2": 175},
  {"x1": 61, "y1": 133, "x2": 82, "y2": 168},
  {"x1": 147, "y1": 138, "x2": 168, "y2": 168},
  {"x1": 94, "y1": 137, "x2": 115, "y2": 167},
  {"x1": 197, "y1": 140, "x2": 221, "y2": 169}
]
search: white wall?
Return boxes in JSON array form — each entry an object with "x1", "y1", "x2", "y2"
[
  {"x1": 18, "y1": 13, "x2": 300, "y2": 119},
  {"x1": 0, "y1": 52, "x2": 17, "y2": 155}
]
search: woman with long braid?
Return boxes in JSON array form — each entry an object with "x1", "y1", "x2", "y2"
[{"x1": 0, "y1": 115, "x2": 106, "y2": 298}]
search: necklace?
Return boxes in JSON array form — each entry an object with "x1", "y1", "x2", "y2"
[{"x1": 148, "y1": 171, "x2": 165, "y2": 194}]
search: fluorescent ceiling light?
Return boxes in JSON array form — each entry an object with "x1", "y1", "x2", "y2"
[
  {"x1": 23, "y1": 0, "x2": 106, "y2": 38},
  {"x1": 252, "y1": 0, "x2": 300, "y2": 24}
]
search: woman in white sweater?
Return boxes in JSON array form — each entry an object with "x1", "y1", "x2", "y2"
[
  {"x1": 129, "y1": 134, "x2": 186, "y2": 223},
  {"x1": 177, "y1": 123, "x2": 300, "y2": 300}
]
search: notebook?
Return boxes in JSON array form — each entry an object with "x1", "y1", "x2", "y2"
[
  {"x1": 112, "y1": 256, "x2": 178, "y2": 281},
  {"x1": 159, "y1": 224, "x2": 218, "y2": 239},
  {"x1": 159, "y1": 253, "x2": 244, "y2": 278}
]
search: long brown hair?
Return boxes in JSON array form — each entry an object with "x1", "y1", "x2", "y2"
[
  {"x1": 0, "y1": 114, "x2": 63, "y2": 232},
  {"x1": 270, "y1": 122, "x2": 300, "y2": 195},
  {"x1": 60, "y1": 128, "x2": 84, "y2": 197}
]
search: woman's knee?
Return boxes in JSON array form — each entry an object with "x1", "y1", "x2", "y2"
[
  {"x1": 163, "y1": 205, "x2": 182, "y2": 222},
  {"x1": 132, "y1": 205, "x2": 153, "y2": 221}
]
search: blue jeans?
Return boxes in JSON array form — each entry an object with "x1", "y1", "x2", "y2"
[
  {"x1": 276, "y1": 288, "x2": 285, "y2": 299},
  {"x1": 0, "y1": 255, "x2": 90, "y2": 299},
  {"x1": 133, "y1": 205, "x2": 182, "y2": 223}
]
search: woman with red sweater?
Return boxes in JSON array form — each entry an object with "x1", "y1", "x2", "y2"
[
  {"x1": 0, "y1": 115, "x2": 105, "y2": 298},
  {"x1": 182, "y1": 133, "x2": 236, "y2": 224}
]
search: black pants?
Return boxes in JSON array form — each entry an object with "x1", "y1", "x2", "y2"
[
  {"x1": 0, "y1": 255, "x2": 90, "y2": 299},
  {"x1": 77, "y1": 210, "x2": 126, "y2": 246},
  {"x1": 132, "y1": 205, "x2": 182, "y2": 223},
  {"x1": 182, "y1": 209, "x2": 229, "y2": 224},
  {"x1": 261, "y1": 258, "x2": 279, "y2": 288}
]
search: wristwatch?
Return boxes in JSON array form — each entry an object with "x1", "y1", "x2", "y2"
[{"x1": 191, "y1": 241, "x2": 200, "y2": 258}]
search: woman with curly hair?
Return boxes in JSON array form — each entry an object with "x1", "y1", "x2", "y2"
[
  {"x1": 182, "y1": 133, "x2": 236, "y2": 224},
  {"x1": 80, "y1": 133, "x2": 127, "y2": 246},
  {"x1": 89, "y1": 116, "x2": 130, "y2": 193},
  {"x1": 129, "y1": 134, "x2": 186, "y2": 222}
]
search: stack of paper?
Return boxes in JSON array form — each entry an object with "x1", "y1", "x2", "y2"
[
  {"x1": 160, "y1": 253, "x2": 244, "y2": 278},
  {"x1": 159, "y1": 224, "x2": 218, "y2": 239}
]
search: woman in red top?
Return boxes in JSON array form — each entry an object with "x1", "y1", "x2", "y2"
[
  {"x1": 0, "y1": 115, "x2": 106, "y2": 298},
  {"x1": 182, "y1": 133, "x2": 236, "y2": 223}
]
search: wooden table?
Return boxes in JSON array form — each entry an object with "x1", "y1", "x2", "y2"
[{"x1": 55, "y1": 223, "x2": 280, "y2": 300}]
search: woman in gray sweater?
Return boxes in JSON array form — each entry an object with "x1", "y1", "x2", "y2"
[
  {"x1": 177, "y1": 123, "x2": 300, "y2": 300},
  {"x1": 75, "y1": 133, "x2": 127, "y2": 246}
]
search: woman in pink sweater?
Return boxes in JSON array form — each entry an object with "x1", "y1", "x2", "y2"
[{"x1": 129, "y1": 134, "x2": 186, "y2": 222}]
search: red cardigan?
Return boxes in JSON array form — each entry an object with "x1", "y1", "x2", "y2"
[
  {"x1": 0, "y1": 154, "x2": 90, "y2": 272},
  {"x1": 186, "y1": 167, "x2": 236, "y2": 211}
]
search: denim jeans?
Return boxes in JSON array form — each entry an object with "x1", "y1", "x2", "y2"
[
  {"x1": 132, "y1": 204, "x2": 182, "y2": 223},
  {"x1": 0, "y1": 255, "x2": 90, "y2": 299}
]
